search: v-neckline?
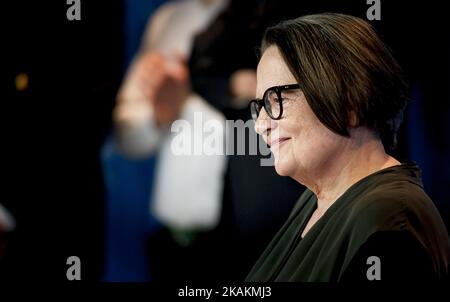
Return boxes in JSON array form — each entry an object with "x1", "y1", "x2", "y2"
[
  {"x1": 297, "y1": 162, "x2": 413, "y2": 241},
  {"x1": 298, "y1": 195, "x2": 317, "y2": 240}
]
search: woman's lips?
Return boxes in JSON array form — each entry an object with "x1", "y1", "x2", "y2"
[{"x1": 270, "y1": 137, "x2": 291, "y2": 148}]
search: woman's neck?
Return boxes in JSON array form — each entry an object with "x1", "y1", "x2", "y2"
[{"x1": 302, "y1": 128, "x2": 400, "y2": 212}]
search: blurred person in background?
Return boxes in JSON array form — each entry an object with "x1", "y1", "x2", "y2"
[{"x1": 111, "y1": 0, "x2": 229, "y2": 281}]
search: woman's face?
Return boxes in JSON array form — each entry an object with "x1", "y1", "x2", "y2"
[{"x1": 255, "y1": 46, "x2": 346, "y2": 181}]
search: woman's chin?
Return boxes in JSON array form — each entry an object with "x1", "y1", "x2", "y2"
[{"x1": 274, "y1": 161, "x2": 291, "y2": 177}]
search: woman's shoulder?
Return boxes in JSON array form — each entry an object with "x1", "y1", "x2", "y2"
[
  {"x1": 346, "y1": 176, "x2": 447, "y2": 236},
  {"x1": 340, "y1": 180, "x2": 450, "y2": 280}
]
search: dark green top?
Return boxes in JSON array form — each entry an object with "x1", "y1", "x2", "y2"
[{"x1": 246, "y1": 162, "x2": 450, "y2": 281}]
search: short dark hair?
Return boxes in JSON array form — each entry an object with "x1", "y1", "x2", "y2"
[{"x1": 261, "y1": 13, "x2": 408, "y2": 151}]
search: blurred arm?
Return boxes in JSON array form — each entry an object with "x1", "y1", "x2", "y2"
[{"x1": 113, "y1": 3, "x2": 188, "y2": 158}]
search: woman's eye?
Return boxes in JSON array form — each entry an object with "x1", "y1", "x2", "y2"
[
  {"x1": 281, "y1": 97, "x2": 291, "y2": 104},
  {"x1": 269, "y1": 97, "x2": 279, "y2": 104}
]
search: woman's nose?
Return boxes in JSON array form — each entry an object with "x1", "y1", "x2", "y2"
[{"x1": 254, "y1": 109, "x2": 277, "y2": 136}]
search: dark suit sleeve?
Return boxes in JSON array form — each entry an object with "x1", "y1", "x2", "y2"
[{"x1": 340, "y1": 231, "x2": 436, "y2": 282}]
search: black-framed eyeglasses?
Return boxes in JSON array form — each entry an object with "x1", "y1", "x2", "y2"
[{"x1": 249, "y1": 84, "x2": 300, "y2": 121}]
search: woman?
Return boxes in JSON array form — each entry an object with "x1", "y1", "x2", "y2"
[{"x1": 246, "y1": 13, "x2": 449, "y2": 281}]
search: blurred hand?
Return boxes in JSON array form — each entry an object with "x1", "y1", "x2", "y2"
[
  {"x1": 116, "y1": 51, "x2": 190, "y2": 128},
  {"x1": 150, "y1": 53, "x2": 190, "y2": 127}
]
